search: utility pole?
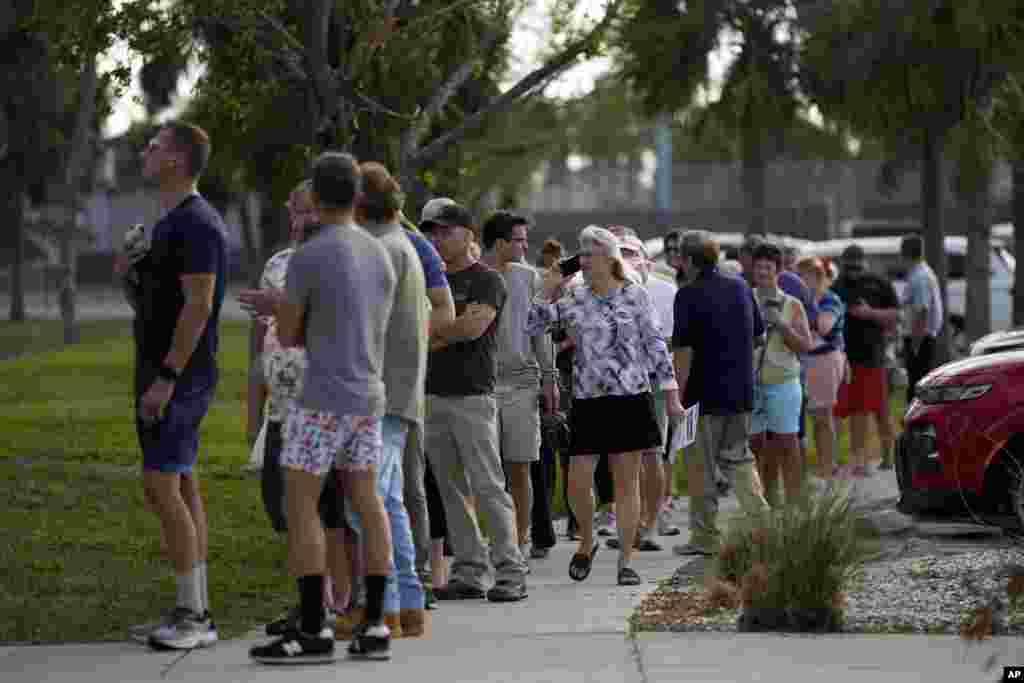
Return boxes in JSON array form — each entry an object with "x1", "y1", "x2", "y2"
[{"x1": 654, "y1": 112, "x2": 673, "y2": 230}]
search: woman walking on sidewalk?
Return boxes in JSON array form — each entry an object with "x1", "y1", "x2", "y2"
[{"x1": 526, "y1": 226, "x2": 683, "y2": 586}]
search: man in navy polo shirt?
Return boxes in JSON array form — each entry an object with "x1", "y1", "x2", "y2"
[
  {"x1": 122, "y1": 121, "x2": 227, "y2": 650},
  {"x1": 671, "y1": 232, "x2": 770, "y2": 557}
]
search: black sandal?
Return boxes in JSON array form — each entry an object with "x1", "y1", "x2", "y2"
[
  {"x1": 617, "y1": 566, "x2": 641, "y2": 586},
  {"x1": 568, "y1": 542, "x2": 599, "y2": 582}
]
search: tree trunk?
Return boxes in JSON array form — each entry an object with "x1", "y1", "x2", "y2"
[
  {"x1": 1014, "y1": 157, "x2": 1024, "y2": 326},
  {"x1": 921, "y1": 127, "x2": 950, "y2": 361},
  {"x1": 59, "y1": 53, "x2": 100, "y2": 345},
  {"x1": 2, "y1": 169, "x2": 26, "y2": 321},
  {"x1": 964, "y1": 171, "x2": 991, "y2": 342},
  {"x1": 239, "y1": 192, "x2": 263, "y2": 287},
  {"x1": 742, "y1": 120, "x2": 767, "y2": 235}
]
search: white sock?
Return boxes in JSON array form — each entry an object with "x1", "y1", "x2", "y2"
[
  {"x1": 197, "y1": 561, "x2": 209, "y2": 614},
  {"x1": 176, "y1": 567, "x2": 203, "y2": 615}
]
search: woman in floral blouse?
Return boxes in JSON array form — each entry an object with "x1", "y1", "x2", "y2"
[{"x1": 526, "y1": 226, "x2": 683, "y2": 586}]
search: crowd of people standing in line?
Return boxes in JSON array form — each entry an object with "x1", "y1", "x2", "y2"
[{"x1": 117, "y1": 120, "x2": 945, "y2": 666}]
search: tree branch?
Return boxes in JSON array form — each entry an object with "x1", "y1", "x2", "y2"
[
  {"x1": 407, "y1": 0, "x2": 622, "y2": 172},
  {"x1": 797, "y1": 0, "x2": 948, "y2": 84},
  {"x1": 302, "y1": 1, "x2": 334, "y2": 140},
  {"x1": 399, "y1": 26, "x2": 502, "y2": 165}
]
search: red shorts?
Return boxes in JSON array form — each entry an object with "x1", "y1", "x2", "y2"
[{"x1": 833, "y1": 364, "x2": 887, "y2": 418}]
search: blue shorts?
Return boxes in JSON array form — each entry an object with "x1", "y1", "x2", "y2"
[
  {"x1": 751, "y1": 379, "x2": 802, "y2": 436},
  {"x1": 137, "y1": 385, "x2": 214, "y2": 473}
]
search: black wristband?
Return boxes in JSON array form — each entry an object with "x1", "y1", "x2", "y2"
[{"x1": 158, "y1": 363, "x2": 181, "y2": 382}]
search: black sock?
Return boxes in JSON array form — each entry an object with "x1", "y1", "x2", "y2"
[
  {"x1": 364, "y1": 575, "x2": 387, "y2": 625},
  {"x1": 297, "y1": 574, "x2": 325, "y2": 635}
]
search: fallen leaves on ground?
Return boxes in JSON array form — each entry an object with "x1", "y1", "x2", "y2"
[{"x1": 633, "y1": 586, "x2": 738, "y2": 631}]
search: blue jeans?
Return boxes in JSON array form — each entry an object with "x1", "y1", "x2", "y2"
[{"x1": 347, "y1": 415, "x2": 423, "y2": 612}]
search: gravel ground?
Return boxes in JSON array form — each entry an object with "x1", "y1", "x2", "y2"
[{"x1": 635, "y1": 537, "x2": 1024, "y2": 635}]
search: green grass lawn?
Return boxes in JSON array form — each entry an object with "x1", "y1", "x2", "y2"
[
  {"x1": 0, "y1": 318, "x2": 907, "y2": 643},
  {"x1": 0, "y1": 319, "x2": 297, "y2": 643}
]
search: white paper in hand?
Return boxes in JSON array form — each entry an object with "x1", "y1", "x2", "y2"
[{"x1": 670, "y1": 403, "x2": 700, "y2": 454}]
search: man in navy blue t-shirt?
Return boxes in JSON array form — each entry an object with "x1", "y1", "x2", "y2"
[
  {"x1": 120, "y1": 122, "x2": 226, "y2": 651},
  {"x1": 671, "y1": 232, "x2": 770, "y2": 557}
]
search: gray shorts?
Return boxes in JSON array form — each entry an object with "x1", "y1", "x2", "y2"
[{"x1": 496, "y1": 385, "x2": 541, "y2": 464}]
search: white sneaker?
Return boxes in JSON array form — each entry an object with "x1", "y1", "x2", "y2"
[
  {"x1": 129, "y1": 610, "x2": 174, "y2": 644},
  {"x1": 148, "y1": 608, "x2": 217, "y2": 650},
  {"x1": 520, "y1": 544, "x2": 531, "y2": 574},
  {"x1": 657, "y1": 508, "x2": 681, "y2": 536},
  {"x1": 595, "y1": 510, "x2": 616, "y2": 537}
]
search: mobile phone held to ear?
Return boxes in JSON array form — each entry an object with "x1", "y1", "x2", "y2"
[{"x1": 559, "y1": 253, "x2": 582, "y2": 277}]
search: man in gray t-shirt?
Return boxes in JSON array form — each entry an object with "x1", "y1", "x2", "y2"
[
  {"x1": 331, "y1": 161, "x2": 431, "y2": 639},
  {"x1": 245, "y1": 153, "x2": 397, "y2": 664}
]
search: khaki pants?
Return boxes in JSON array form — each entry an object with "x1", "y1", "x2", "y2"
[
  {"x1": 691, "y1": 412, "x2": 768, "y2": 546},
  {"x1": 425, "y1": 394, "x2": 526, "y2": 590}
]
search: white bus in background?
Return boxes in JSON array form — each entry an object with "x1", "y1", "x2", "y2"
[
  {"x1": 805, "y1": 236, "x2": 1016, "y2": 352},
  {"x1": 643, "y1": 232, "x2": 814, "y2": 281}
]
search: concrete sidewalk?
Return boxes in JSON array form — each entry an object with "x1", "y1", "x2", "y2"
[{"x1": 5, "y1": 471, "x2": 1018, "y2": 683}]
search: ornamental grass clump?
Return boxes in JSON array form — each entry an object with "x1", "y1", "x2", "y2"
[{"x1": 709, "y1": 488, "x2": 870, "y2": 632}]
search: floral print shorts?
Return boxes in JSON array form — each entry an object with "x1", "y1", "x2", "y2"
[{"x1": 282, "y1": 407, "x2": 382, "y2": 475}]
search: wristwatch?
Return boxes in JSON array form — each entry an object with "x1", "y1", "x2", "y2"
[{"x1": 157, "y1": 363, "x2": 181, "y2": 382}]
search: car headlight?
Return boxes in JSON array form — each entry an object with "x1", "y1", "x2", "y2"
[{"x1": 916, "y1": 383, "x2": 992, "y2": 404}]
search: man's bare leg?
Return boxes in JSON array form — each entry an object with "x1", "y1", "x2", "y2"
[{"x1": 505, "y1": 462, "x2": 532, "y2": 548}]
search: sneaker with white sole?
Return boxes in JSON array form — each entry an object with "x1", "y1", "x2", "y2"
[
  {"x1": 347, "y1": 622, "x2": 391, "y2": 661},
  {"x1": 129, "y1": 610, "x2": 174, "y2": 644},
  {"x1": 266, "y1": 605, "x2": 337, "y2": 636},
  {"x1": 148, "y1": 608, "x2": 217, "y2": 651},
  {"x1": 657, "y1": 508, "x2": 681, "y2": 536},
  {"x1": 250, "y1": 627, "x2": 336, "y2": 665},
  {"x1": 595, "y1": 510, "x2": 616, "y2": 537},
  {"x1": 519, "y1": 544, "x2": 531, "y2": 574}
]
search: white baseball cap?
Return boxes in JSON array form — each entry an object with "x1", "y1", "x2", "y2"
[{"x1": 420, "y1": 197, "x2": 456, "y2": 224}]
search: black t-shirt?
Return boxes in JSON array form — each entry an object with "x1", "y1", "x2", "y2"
[
  {"x1": 426, "y1": 261, "x2": 507, "y2": 396},
  {"x1": 133, "y1": 195, "x2": 228, "y2": 393},
  {"x1": 831, "y1": 269, "x2": 899, "y2": 367}
]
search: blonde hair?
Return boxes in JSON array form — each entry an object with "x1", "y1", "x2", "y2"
[
  {"x1": 579, "y1": 225, "x2": 627, "y2": 283},
  {"x1": 796, "y1": 256, "x2": 828, "y2": 294}
]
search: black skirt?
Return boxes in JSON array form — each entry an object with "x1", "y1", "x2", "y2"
[{"x1": 570, "y1": 393, "x2": 662, "y2": 456}]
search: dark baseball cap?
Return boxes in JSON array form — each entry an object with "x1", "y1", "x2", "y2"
[
  {"x1": 841, "y1": 244, "x2": 865, "y2": 264},
  {"x1": 420, "y1": 198, "x2": 474, "y2": 231},
  {"x1": 740, "y1": 234, "x2": 765, "y2": 254}
]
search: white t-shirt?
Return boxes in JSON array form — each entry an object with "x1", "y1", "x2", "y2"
[{"x1": 645, "y1": 274, "x2": 677, "y2": 342}]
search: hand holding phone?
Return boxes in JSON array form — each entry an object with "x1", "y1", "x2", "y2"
[{"x1": 559, "y1": 253, "x2": 582, "y2": 277}]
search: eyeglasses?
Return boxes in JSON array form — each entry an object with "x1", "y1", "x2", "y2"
[{"x1": 664, "y1": 246, "x2": 681, "y2": 255}]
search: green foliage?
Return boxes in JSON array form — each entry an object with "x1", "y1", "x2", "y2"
[
  {"x1": 713, "y1": 489, "x2": 870, "y2": 610},
  {"x1": 799, "y1": 0, "x2": 1023, "y2": 145},
  {"x1": 617, "y1": 0, "x2": 722, "y2": 116}
]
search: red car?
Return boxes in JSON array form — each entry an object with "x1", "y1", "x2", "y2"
[{"x1": 897, "y1": 350, "x2": 1024, "y2": 530}]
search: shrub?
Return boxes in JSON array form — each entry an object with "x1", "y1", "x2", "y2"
[{"x1": 710, "y1": 488, "x2": 869, "y2": 624}]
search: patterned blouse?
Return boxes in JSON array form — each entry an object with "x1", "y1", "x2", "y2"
[
  {"x1": 259, "y1": 248, "x2": 307, "y2": 423},
  {"x1": 525, "y1": 282, "x2": 674, "y2": 400}
]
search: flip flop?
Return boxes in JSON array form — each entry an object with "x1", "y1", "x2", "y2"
[{"x1": 568, "y1": 542, "x2": 599, "y2": 582}]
